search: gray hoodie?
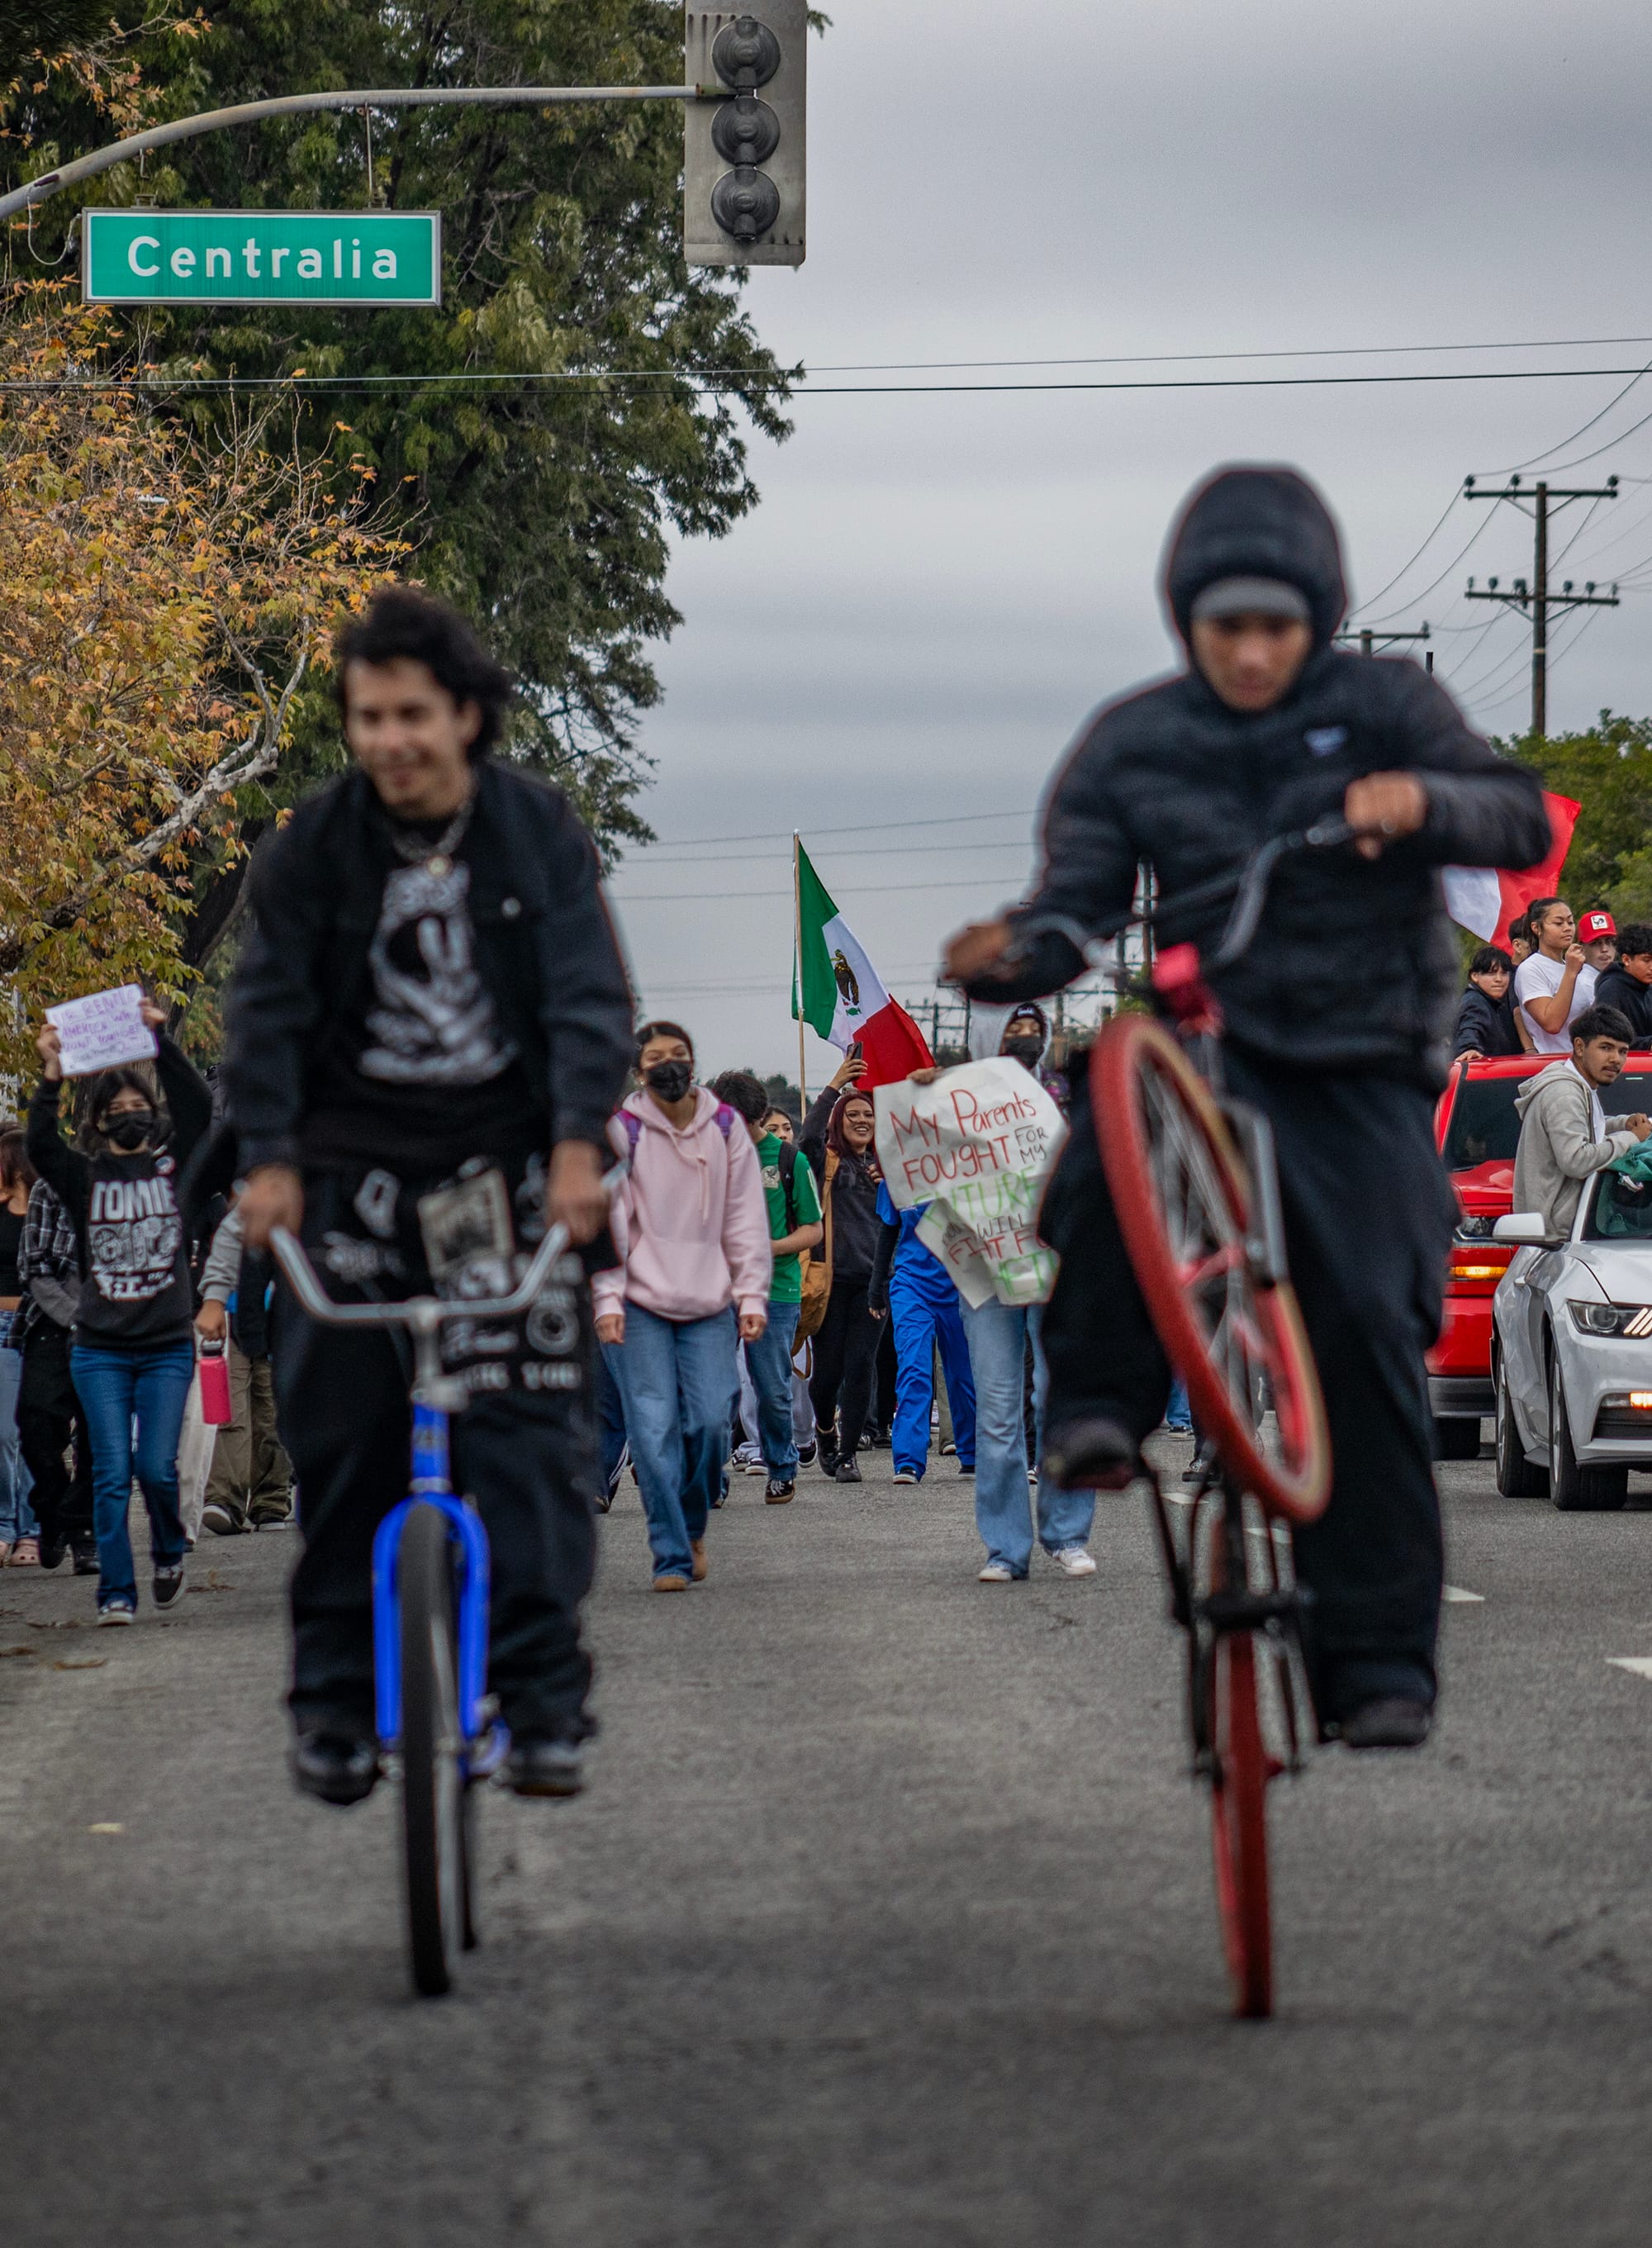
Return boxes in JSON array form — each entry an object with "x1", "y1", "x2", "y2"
[{"x1": 1511, "y1": 1062, "x2": 1640, "y2": 1238}]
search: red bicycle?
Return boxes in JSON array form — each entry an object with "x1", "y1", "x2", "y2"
[{"x1": 1013, "y1": 822, "x2": 1346, "y2": 2017}]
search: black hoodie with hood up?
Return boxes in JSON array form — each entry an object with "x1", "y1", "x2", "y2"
[{"x1": 975, "y1": 467, "x2": 1550, "y2": 1090}]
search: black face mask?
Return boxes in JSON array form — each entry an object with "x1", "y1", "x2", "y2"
[
  {"x1": 1000, "y1": 1037, "x2": 1043, "y2": 1071},
  {"x1": 104, "y1": 1109, "x2": 156, "y2": 1152},
  {"x1": 645, "y1": 1059, "x2": 693, "y2": 1104}
]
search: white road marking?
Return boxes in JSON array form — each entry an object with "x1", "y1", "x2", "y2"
[
  {"x1": 1607, "y1": 1656, "x2": 1652, "y2": 1680},
  {"x1": 1443, "y1": 1585, "x2": 1485, "y2": 1603}
]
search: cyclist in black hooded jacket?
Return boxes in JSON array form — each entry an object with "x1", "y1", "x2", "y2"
[{"x1": 946, "y1": 463, "x2": 1550, "y2": 1750}]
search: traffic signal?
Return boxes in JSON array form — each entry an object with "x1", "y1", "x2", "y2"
[{"x1": 684, "y1": 3, "x2": 806, "y2": 267}]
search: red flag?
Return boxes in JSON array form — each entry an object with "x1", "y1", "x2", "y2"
[
  {"x1": 855, "y1": 997, "x2": 934, "y2": 1090},
  {"x1": 1442, "y1": 791, "x2": 1580, "y2": 943}
]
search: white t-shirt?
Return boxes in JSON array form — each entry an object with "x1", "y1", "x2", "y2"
[{"x1": 1514, "y1": 953, "x2": 1598, "y2": 1055}]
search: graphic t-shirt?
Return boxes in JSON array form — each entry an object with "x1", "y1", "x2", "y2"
[
  {"x1": 757, "y1": 1131, "x2": 823, "y2": 1304},
  {"x1": 75, "y1": 1151, "x2": 193, "y2": 1347},
  {"x1": 304, "y1": 820, "x2": 544, "y2": 1172},
  {"x1": 1515, "y1": 953, "x2": 1597, "y2": 1055}
]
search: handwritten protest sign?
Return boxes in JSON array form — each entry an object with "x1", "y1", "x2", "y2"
[
  {"x1": 45, "y1": 986, "x2": 157, "y2": 1076},
  {"x1": 875, "y1": 1060, "x2": 1066, "y2": 1306}
]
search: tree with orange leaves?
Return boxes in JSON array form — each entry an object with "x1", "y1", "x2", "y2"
[{"x1": 0, "y1": 284, "x2": 402, "y2": 1072}]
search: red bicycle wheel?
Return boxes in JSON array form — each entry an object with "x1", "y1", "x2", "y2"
[
  {"x1": 1210, "y1": 1626, "x2": 1273, "y2": 2019},
  {"x1": 1093, "y1": 1014, "x2": 1330, "y2": 1522}
]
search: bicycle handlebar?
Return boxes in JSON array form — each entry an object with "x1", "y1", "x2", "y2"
[
  {"x1": 268, "y1": 1162, "x2": 628, "y2": 1332},
  {"x1": 999, "y1": 814, "x2": 1356, "y2": 975}
]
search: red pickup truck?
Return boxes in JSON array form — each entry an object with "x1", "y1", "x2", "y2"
[{"x1": 1428, "y1": 1052, "x2": 1652, "y2": 1456}]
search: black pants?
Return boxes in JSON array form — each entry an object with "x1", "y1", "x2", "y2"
[
  {"x1": 809, "y1": 1278, "x2": 880, "y2": 1457},
  {"x1": 272, "y1": 1164, "x2": 601, "y2": 1742},
  {"x1": 18, "y1": 1320, "x2": 93, "y2": 1548},
  {"x1": 1039, "y1": 1047, "x2": 1455, "y2": 1713}
]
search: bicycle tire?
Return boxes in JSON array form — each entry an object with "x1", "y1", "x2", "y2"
[
  {"x1": 1209, "y1": 1627, "x2": 1273, "y2": 2019},
  {"x1": 398, "y1": 1502, "x2": 468, "y2": 1998},
  {"x1": 1093, "y1": 1014, "x2": 1330, "y2": 1521}
]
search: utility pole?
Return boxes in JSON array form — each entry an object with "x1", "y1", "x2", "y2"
[
  {"x1": 1462, "y1": 473, "x2": 1621, "y2": 736},
  {"x1": 1335, "y1": 624, "x2": 1432, "y2": 671}
]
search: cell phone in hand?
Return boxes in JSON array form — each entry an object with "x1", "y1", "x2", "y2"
[{"x1": 847, "y1": 1041, "x2": 863, "y2": 1061}]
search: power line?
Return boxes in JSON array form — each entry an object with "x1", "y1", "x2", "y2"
[
  {"x1": 610, "y1": 873, "x2": 1025, "y2": 904},
  {"x1": 16, "y1": 363, "x2": 1652, "y2": 399},
  {"x1": 629, "y1": 806, "x2": 1037, "y2": 852}
]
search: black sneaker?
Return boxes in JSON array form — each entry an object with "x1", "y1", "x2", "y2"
[
  {"x1": 38, "y1": 1526, "x2": 69, "y2": 1571},
  {"x1": 504, "y1": 1734, "x2": 585, "y2": 1798},
  {"x1": 765, "y1": 1479, "x2": 795, "y2": 1505},
  {"x1": 71, "y1": 1539, "x2": 98, "y2": 1576},
  {"x1": 834, "y1": 1456, "x2": 862, "y2": 1485},
  {"x1": 1338, "y1": 1697, "x2": 1432, "y2": 1751},
  {"x1": 796, "y1": 1441, "x2": 818, "y2": 1466},
  {"x1": 152, "y1": 1561, "x2": 186, "y2": 1608},
  {"x1": 292, "y1": 1732, "x2": 381, "y2": 1806}
]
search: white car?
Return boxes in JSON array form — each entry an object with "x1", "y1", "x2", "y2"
[{"x1": 1492, "y1": 1167, "x2": 1652, "y2": 1509}]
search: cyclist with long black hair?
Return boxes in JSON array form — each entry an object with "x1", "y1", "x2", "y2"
[{"x1": 946, "y1": 464, "x2": 1550, "y2": 1749}]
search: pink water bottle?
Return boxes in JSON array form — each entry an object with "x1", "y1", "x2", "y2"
[{"x1": 198, "y1": 1339, "x2": 232, "y2": 1426}]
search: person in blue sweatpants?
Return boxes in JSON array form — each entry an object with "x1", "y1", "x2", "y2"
[{"x1": 868, "y1": 1181, "x2": 976, "y2": 1484}]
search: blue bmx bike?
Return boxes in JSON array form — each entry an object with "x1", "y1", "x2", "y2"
[{"x1": 270, "y1": 1215, "x2": 577, "y2": 1998}]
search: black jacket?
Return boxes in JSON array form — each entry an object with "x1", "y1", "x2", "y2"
[
  {"x1": 1593, "y1": 963, "x2": 1652, "y2": 1049},
  {"x1": 223, "y1": 760, "x2": 634, "y2": 1172},
  {"x1": 1451, "y1": 983, "x2": 1521, "y2": 1059},
  {"x1": 972, "y1": 468, "x2": 1550, "y2": 1091},
  {"x1": 800, "y1": 1085, "x2": 884, "y2": 1283}
]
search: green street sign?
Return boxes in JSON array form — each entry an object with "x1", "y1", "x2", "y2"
[{"x1": 82, "y1": 208, "x2": 441, "y2": 307}]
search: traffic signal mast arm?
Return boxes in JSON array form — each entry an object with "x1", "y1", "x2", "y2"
[
  {"x1": 1462, "y1": 473, "x2": 1620, "y2": 736},
  {"x1": 0, "y1": 83, "x2": 721, "y2": 228}
]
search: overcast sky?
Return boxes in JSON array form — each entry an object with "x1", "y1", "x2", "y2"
[{"x1": 605, "y1": 0, "x2": 1652, "y2": 1085}]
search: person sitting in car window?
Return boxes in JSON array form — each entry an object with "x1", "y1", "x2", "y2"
[
  {"x1": 1452, "y1": 945, "x2": 1521, "y2": 1061},
  {"x1": 1511, "y1": 1003, "x2": 1651, "y2": 1239},
  {"x1": 1592, "y1": 922, "x2": 1652, "y2": 1050}
]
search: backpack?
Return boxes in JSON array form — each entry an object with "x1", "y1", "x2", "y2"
[{"x1": 617, "y1": 1103, "x2": 736, "y2": 1161}]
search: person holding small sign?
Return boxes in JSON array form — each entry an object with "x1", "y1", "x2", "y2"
[{"x1": 27, "y1": 996, "x2": 213, "y2": 1625}]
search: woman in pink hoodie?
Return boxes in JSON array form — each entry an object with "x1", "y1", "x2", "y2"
[{"x1": 595, "y1": 1022, "x2": 772, "y2": 1590}]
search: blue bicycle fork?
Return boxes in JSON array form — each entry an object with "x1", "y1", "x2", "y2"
[{"x1": 370, "y1": 1395, "x2": 505, "y2": 1772}]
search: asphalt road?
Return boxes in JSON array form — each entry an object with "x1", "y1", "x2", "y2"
[{"x1": 5, "y1": 1435, "x2": 1652, "y2": 2247}]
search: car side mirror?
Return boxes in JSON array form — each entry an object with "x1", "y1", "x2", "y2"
[{"x1": 1493, "y1": 1212, "x2": 1564, "y2": 1248}]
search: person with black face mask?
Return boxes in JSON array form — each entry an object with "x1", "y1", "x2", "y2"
[
  {"x1": 946, "y1": 463, "x2": 1550, "y2": 1748},
  {"x1": 596, "y1": 1024, "x2": 772, "y2": 1588},
  {"x1": 27, "y1": 1000, "x2": 212, "y2": 1624}
]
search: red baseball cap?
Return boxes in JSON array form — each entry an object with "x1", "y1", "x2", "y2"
[{"x1": 1578, "y1": 910, "x2": 1617, "y2": 942}]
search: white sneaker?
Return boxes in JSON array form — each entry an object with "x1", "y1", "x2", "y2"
[
  {"x1": 1052, "y1": 1546, "x2": 1097, "y2": 1578},
  {"x1": 892, "y1": 1469, "x2": 919, "y2": 1485},
  {"x1": 978, "y1": 1561, "x2": 1017, "y2": 1583}
]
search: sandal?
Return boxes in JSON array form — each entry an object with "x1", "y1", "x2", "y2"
[
  {"x1": 0, "y1": 1542, "x2": 10, "y2": 1566},
  {"x1": 7, "y1": 1537, "x2": 40, "y2": 1568}
]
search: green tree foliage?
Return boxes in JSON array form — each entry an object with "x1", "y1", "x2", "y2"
[
  {"x1": 2, "y1": 1, "x2": 797, "y2": 866},
  {"x1": 1502, "y1": 713, "x2": 1652, "y2": 920}
]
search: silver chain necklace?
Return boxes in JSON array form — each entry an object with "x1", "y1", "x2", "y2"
[{"x1": 387, "y1": 786, "x2": 477, "y2": 877}]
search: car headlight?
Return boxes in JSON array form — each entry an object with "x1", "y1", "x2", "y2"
[{"x1": 1568, "y1": 1300, "x2": 1652, "y2": 1338}]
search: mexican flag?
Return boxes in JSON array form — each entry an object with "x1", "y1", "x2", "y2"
[
  {"x1": 1441, "y1": 789, "x2": 1580, "y2": 943},
  {"x1": 793, "y1": 839, "x2": 934, "y2": 1088}
]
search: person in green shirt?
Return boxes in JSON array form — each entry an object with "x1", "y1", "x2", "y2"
[{"x1": 711, "y1": 1074, "x2": 823, "y2": 1501}]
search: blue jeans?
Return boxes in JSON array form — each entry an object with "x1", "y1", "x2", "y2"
[
  {"x1": 596, "y1": 1341, "x2": 629, "y2": 1488},
  {"x1": 961, "y1": 1297, "x2": 1094, "y2": 1573},
  {"x1": 889, "y1": 1269, "x2": 976, "y2": 1476},
  {"x1": 610, "y1": 1305, "x2": 738, "y2": 1580},
  {"x1": 70, "y1": 1341, "x2": 193, "y2": 1606},
  {"x1": 1164, "y1": 1376, "x2": 1193, "y2": 1433},
  {"x1": 743, "y1": 1300, "x2": 801, "y2": 1478},
  {"x1": 0, "y1": 1329, "x2": 38, "y2": 1542}
]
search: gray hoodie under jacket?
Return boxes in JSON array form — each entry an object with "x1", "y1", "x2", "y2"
[{"x1": 1511, "y1": 1063, "x2": 1640, "y2": 1238}]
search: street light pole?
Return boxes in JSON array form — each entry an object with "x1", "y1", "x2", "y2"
[{"x1": 1462, "y1": 473, "x2": 1621, "y2": 737}]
